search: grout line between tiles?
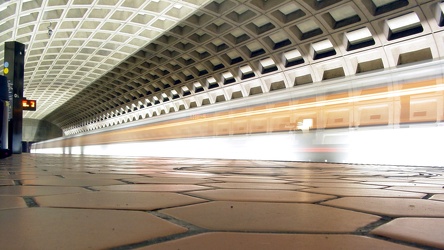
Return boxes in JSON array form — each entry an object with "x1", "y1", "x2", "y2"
[
  {"x1": 117, "y1": 179, "x2": 136, "y2": 184},
  {"x1": 422, "y1": 193, "x2": 434, "y2": 199},
  {"x1": 149, "y1": 210, "x2": 207, "y2": 232},
  {"x1": 23, "y1": 197, "x2": 39, "y2": 207},
  {"x1": 369, "y1": 233, "x2": 440, "y2": 250},
  {"x1": 354, "y1": 216, "x2": 392, "y2": 235},
  {"x1": 111, "y1": 211, "x2": 209, "y2": 250}
]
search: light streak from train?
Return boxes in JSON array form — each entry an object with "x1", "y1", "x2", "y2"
[{"x1": 31, "y1": 60, "x2": 444, "y2": 166}]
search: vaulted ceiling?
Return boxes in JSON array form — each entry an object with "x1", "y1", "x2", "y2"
[{"x1": 1, "y1": 0, "x2": 443, "y2": 135}]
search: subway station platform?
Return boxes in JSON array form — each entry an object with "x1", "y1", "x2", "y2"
[{"x1": 0, "y1": 154, "x2": 443, "y2": 250}]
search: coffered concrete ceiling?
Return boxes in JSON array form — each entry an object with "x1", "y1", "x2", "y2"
[
  {"x1": 0, "y1": 0, "x2": 443, "y2": 135},
  {"x1": 1, "y1": 0, "x2": 212, "y2": 118}
]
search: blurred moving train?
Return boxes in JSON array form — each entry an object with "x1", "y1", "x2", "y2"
[{"x1": 32, "y1": 61, "x2": 444, "y2": 166}]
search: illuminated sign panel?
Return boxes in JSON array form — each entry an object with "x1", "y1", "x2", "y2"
[{"x1": 22, "y1": 99, "x2": 36, "y2": 111}]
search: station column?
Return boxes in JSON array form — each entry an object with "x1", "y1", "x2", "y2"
[{"x1": 4, "y1": 41, "x2": 25, "y2": 154}]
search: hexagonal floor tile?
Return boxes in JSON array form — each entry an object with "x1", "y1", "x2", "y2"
[
  {"x1": 372, "y1": 218, "x2": 444, "y2": 249},
  {"x1": 431, "y1": 194, "x2": 444, "y2": 201},
  {"x1": 92, "y1": 184, "x2": 210, "y2": 192},
  {"x1": 302, "y1": 188, "x2": 425, "y2": 198},
  {"x1": 35, "y1": 192, "x2": 207, "y2": 210},
  {"x1": 22, "y1": 178, "x2": 125, "y2": 186},
  {"x1": 322, "y1": 197, "x2": 444, "y2": 217},
  {"x1": 0, "y1": 180, "x2": 14, "y2": 185},
  {"x1": 209, "y1": 177, "x2": 288, "y2": 183},
  {"x1": 386, "y1": 186, "x2": 444, "y2": 194},
  {"x1": 0, "y1": 196, "x2": 27, "y2": 209},
  {"x1": 203, "y1": 182, "x2": 304, "y2": 190},
  {"x1": 297, "y1": 182, "x2": 387, "y2": 189},
  {"x1": 0, "y1": 186, "x2": 87, "y2": 196},
  {"x1": 137, "y1": 232, "x2": 418, "y2": 250},
  {"x1": 0, "y1": 207, "x2": 187, "y2": 249},
  {"x1": 186, "y1": 189, "x2": 335, "y2": 203},
  {"x1": 160, "y1": 201, "x2": 380, "y2": 232},
  {"x1": 122, "y1": 177, "x2": 212, "y2": 184}
]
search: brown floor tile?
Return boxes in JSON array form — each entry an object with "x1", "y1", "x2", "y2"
[
  {"x1": 322, "y1": 197, "x2": 444, "y2": 217},
  {"x1": 0, "y1": 180, "x2": 14, "y2": 185},
  {"x1": 186, "y1": 189, "x2": 335, "y2": 203},
  {"x1": 35, "y1": 191, "x2": 206, "y2": 210},
  {"x1": 0, "y1": 186, "x2": 87, "y2": 196},
  {"x1": 342, "y1": 178, "x2": 413, "y2": 182},
  {"x1": 138, "y1": 232, "x2": 419, "y2": 250},
  {"x1": 92, "y1": 169, "x2": 168, "y2": 175},
  {"x1": 287, "y1": 178, "x2": 358, "y2": 183},
  {"x1": 209, "y1": 177, "x2": 288, "y2": 183},
  {"x1": 203, "y1": 182, "x2": 304, "y2": 190},
  {"x1": 303, "y1": 188, "x2": 426, "y2": 198},
  {"x1": 122, "y1": 177, "x2": 212, "y2": 184},
  {"x1": 372, "y1": 218, "x2": 444, "y2": 249},
  {"x1": 296, "y1": 182, "x2": 387, "y2": 188},
  {"x1": 0, "y1": 197, "x2": 28, "y2": 209},
  {"x1": 430, "y1": 194, "x2": 444, "y2": 201},
  {"x1": 22, "y1": 178, "x2": 125, "y2": 186},
  {"x1": 386, "y1": 186, "x2": 444, "y2": 194},
  {"x1": 1, "y1": 154, "x2": 442, "y2": 249},
  {"x1": 1, "y1": 175, "x2": 60, "y2": 180},
  {"x1": 60, "y1": 173, "x2": 145, "y2": 179},
  {"x1": 93, "y1": 184, "x2": 211, "y2": 192},
  {"x1": 156, "y1": 172, "x2": 215, "y2": 178},
  {"x1": 160, "y1": 201, "x2": 380, "y2": 232},
  {"x1": 0, "y1": 207, "x2": 187, "y2": 250},
  {"x1": 359, "y1": 182, "x2": 442, "y2": 187},
  {"x1": 411, "y1": 179, "x2": 444, "y2": 185}
]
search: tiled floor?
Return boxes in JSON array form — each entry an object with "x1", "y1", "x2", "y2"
[{"x1": 0, "y1": 154, "x2": 443, "y2": 249}]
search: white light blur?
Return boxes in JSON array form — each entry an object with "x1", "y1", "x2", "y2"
[
  {"x1": 32, "y1": 126, "x2": 444, "y2": 166},
  {"x1": 347, "y1": 126, "x2": 444, "y2": 166}
]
